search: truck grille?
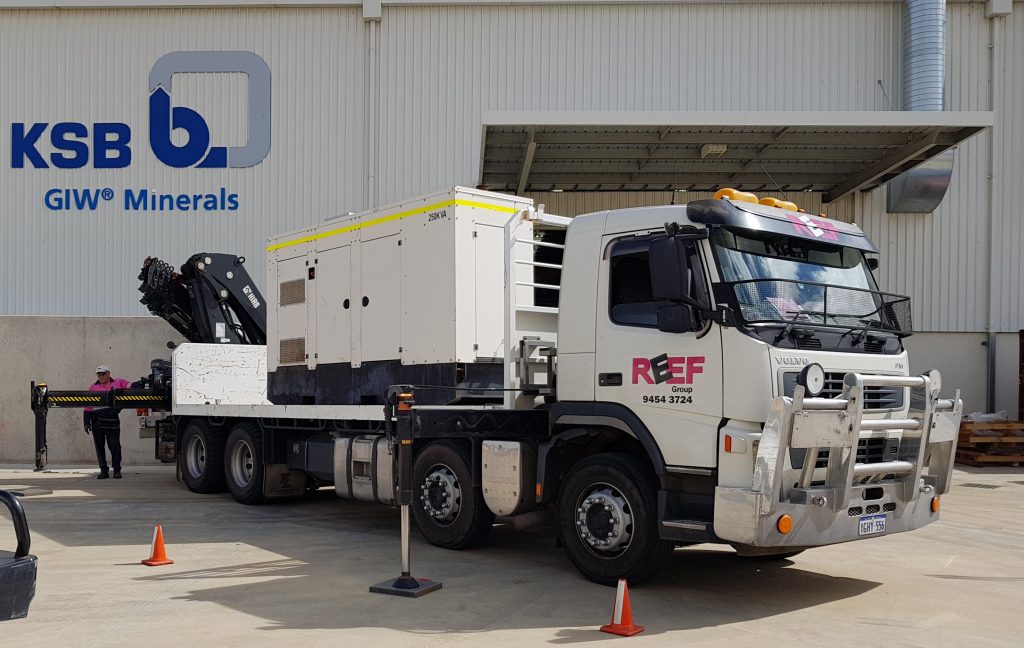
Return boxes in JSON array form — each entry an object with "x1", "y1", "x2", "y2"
[
  {"x1": 782, "y1": 371, "x2": 905, "y2": 410},
  {"x1": 792, "y1": 436, "x2": 899, "y2": 470},
  {"x1": 808, "y1": 437, "x2": 898, "y2": 469}
]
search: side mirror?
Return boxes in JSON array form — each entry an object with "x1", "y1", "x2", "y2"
[
  {"x1": 656, "y1": 304, "x2": 694, "y2": 333},
  {"x1": 866, "y1": 257, "x2": 879, "y2": 272},
  {"x1": 649, "y1": 236, "x2": 690, "y2": 301}
]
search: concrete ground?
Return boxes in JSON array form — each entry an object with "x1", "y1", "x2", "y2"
[{"x1": 1, "y1": 465, "x2": 1022, "y2": 647}]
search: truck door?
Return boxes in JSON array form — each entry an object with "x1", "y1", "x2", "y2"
[{"x1": 594, "y1": 235, "x2": 722, "y2": 468}]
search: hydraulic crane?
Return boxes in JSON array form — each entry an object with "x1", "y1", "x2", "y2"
[{"x1": 30, "y1": 253, "x2": 266, "y2": 470}]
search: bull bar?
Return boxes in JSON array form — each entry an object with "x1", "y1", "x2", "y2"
[{"x1": 714, "y1": 370, "x2": 963, "y2": 547}]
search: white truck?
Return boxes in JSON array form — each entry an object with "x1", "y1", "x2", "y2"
[{"x1": 160, "y1": 186, "x2": 961, "y2": 585}]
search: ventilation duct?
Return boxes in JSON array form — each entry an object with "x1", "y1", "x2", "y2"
[{"x1": 887, "y1": 0, "x2": 954, "y2": 213}]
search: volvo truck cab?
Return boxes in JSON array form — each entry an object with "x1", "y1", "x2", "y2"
[{"x1": 552, "y1": 188, "x2": 959, "y2": 568}]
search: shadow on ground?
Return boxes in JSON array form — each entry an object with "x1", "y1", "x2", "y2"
[
  {"x1": 143, "y1": 540, "x2": 880, "y2": 640},
  {"x1": 2, "y1": 468, "x2": 881, "y2": 640}
]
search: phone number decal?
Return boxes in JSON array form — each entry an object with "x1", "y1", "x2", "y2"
[{"x1": 642, "y1": 394, "x2": 693, "y2": 405}]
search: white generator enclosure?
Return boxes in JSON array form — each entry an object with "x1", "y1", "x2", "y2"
[{"x1": 264, "y1": 187, "x2": 558, "y2": 406}]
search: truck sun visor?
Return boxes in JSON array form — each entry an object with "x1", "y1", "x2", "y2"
[{"x1": 686, "y1": 199, "x2": 879, "y2": 254}]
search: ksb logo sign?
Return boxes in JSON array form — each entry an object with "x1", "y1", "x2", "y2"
[{"x1": 10, "y1": 51, "x2": 270, "y2": 170}]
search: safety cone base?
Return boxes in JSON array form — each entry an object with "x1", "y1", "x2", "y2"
[
  {"x1": 600, "y1": 622, "x2": 644, "y2": 637},
  {"x1": 141, "y1": 557, "x2": 174, "y2": 566}
]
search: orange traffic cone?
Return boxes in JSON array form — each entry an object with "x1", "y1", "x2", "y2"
[
  {"x1": 141, "y1": 524, "x2": 175, "y2": 566},
  {"x1": 600, "y1": 578, "x2": 644, "y2": 637}
]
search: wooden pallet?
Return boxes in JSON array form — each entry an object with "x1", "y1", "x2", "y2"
[{"x1": 956, "y1": 421, "x2": 1024, "y2": 467}]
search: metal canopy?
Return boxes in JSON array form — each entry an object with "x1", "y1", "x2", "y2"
[{"x1": 478, "y1": 111, "x2": 992, "y2": 203}]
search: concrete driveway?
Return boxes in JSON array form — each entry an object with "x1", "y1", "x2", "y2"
[{"x1": 1, "y1": 465, "x2": 1022, "y2": 647}]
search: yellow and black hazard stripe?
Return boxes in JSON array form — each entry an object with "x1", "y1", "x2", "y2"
[
  {"x1": 49, "y1": 396, "x2": 102, "y2": 403},
  {"x1": 114, "y1": 395, "x2": 166, "y2": 401}
]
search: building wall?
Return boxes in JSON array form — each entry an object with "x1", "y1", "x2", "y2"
[
  {"x1": 0, "y1": 317, "x2": 182, "y2": 465},
  {"x1": 0, "y1": 2, "x2": 1020, "y2": 336},
  {"x1": 0, "y1": 3, "x2": 1020, "y2": 464},
  {"x1": 902, "y1": 332, "x2": 988, "y2": 414}
]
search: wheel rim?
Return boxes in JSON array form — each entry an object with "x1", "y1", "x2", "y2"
[
  {"x1": 184, "y1": 434, "x2": 207, "y2": 480},
  {"x1": 419, "y1": 463, "x2": 462, "y2": 525},
  {"x1": 229, "y1": 438, "x2": 255, "y2": 488},
  {"x1": 574, "y1": 483, "x2": 635, "y2": 558}
]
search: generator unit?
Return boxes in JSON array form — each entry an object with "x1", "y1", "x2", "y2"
[{"x1": 265, "y1": 187, "x2": 538, "y2": 405}]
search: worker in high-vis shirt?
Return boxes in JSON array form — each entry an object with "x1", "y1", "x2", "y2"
[{"x1": 83, "y1": 365, "x2": 131, "y2": 479}]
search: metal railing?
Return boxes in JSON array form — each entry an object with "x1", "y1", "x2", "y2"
[{"x1": 502, "y1": 208, "x2": 570, "y2": 408}]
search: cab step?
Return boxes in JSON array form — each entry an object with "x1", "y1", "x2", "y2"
[{"x1": 660, "y1": 518, "x2": 715, "y2": 543}]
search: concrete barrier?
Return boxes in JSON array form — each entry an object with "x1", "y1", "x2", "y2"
[{"x1": 0, "y1": 317, "x2": 182, "y2": 465}]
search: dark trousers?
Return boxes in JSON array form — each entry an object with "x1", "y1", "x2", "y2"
[{"x1": 92, "y1": 413, "x2": 122, "y2": 473}]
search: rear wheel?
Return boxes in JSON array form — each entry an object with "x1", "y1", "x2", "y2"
[
  {"x1": 180, "y1": 420, "x2": 225, "y2": 493},
  {"x1": 558, "y1": 453, "x2": 674, "y2": 586},
  {"x1": 411, "y1": 441, "x2": 494, "y2": 549},
  {"x1": 224, "y1": 423, "x2": 266, "y2": 505}
]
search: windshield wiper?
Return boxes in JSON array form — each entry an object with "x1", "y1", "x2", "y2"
[{"x1": 772, "y1": 309, "x2": 822, "y2": 344}]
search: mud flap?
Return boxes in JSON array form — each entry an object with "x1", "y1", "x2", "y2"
[{"x1": 263, "y1": 464, "x2": 305, "y2": 498}]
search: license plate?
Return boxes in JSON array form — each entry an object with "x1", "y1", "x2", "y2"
[{"x1": 858, "y1": 514, "x2": 886, "y2": 536}]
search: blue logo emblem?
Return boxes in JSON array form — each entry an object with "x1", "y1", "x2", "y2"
[
  {"x1": 10, "y1": 51, "x2": 271, "y2": 170},
  {"x1": 148, "y1": 51, "x2": 271, "y2": 168}
]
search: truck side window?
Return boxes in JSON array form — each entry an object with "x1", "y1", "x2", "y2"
[{"x1": 609, "y1": 250, "x2": 664, "y2": 327}]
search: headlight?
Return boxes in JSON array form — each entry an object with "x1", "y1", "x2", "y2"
[
  {"x1": 798, "y1": 363, "x2": 826, "y2": 397},
  {"x1": 928, "y1": 369, "x2": 942, "y2": 398}
]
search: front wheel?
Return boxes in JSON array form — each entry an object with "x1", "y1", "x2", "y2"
[
  {"x1": 558, "y1": 453, "x2": 674, "y2": 586},
  {"x1": 224, "y1": 423, "x2": 266, "y2": 505}
]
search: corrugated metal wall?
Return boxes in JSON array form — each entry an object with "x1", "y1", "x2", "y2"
[
  {"x1": 376, "y1": 2, "x2": 901, "y2": 205},
  {"x1": 850, "y1": 1, "x2": 995, "y2": 332},
  {"x1": 0, "y1": 7, "x2": 367, "y2": 316},
  {"x1": 992, "y1": 5, "x2": 1024, "y2": 331},
  {"x1": 0, "y1": 2, "x2": 1020, "y2": 333}
]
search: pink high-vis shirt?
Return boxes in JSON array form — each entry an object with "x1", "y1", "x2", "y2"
[{"x1": 85, "y1": 377, "x2": 132, "y2": 412}]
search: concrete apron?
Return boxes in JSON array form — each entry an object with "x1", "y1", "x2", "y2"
[{"x1": 0, "y1": 464, "x2": 1022, "y2": 648}]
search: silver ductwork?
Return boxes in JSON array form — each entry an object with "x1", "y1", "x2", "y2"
[{"x1": 887, "y1": 0, "x2": 953, "y2": 213}]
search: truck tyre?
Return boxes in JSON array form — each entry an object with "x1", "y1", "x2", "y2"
[
  {"x1": 411, "y1": 441, "x2": 494, "y2": 549},
  {"x1": 558, "y1": 452, "x2": 674, "y2": 586},
  {"x1": 224, "y1": 422, "x2": 266, "y2": 505},
  {"x1": 180, "y1": 420, "x2": 226, "y2": 494}
]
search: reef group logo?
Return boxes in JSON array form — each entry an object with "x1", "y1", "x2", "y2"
[{"x1": 9, "y1": 51, "x2": 271, "y2": 212}]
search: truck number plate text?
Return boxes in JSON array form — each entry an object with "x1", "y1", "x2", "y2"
[{"x1": 858, "y1": 514, "x2": 886, "y2": 536}]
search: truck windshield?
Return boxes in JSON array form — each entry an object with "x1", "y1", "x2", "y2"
[
  {"x1": 710, "y1": 227, "x2": 910, "y2": 333},
  {"x1": 712, "y1": 227, "x2": 876, "y2": 289}
]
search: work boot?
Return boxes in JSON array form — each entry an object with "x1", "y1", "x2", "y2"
[
  {"x1": 113, "y1": 470, "x2": 122, "y2": 479},
  {"x1": 97, "y1": 470, "x2": 110, "y2": 480}
]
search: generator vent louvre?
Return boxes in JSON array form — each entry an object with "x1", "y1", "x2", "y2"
[
  {"x1": 279, "y1": 279, "x2": 306, "y2": 306},
  {"x1": 279, "y1": 337, "x2": 306, "y2": 364}
]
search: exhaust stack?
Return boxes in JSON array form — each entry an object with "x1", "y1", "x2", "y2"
[{"x1": 887, "y1": 0, "x2": 954, "y2": 213}]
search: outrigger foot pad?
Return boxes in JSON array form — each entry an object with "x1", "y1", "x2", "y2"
[{"x1": 369, "y1": 576, "x2": 442, "y2": 598}]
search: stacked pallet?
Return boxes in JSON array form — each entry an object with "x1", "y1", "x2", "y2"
[{"x1": 956, "y1": 421, "x2": 1024, "y2": 467}]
